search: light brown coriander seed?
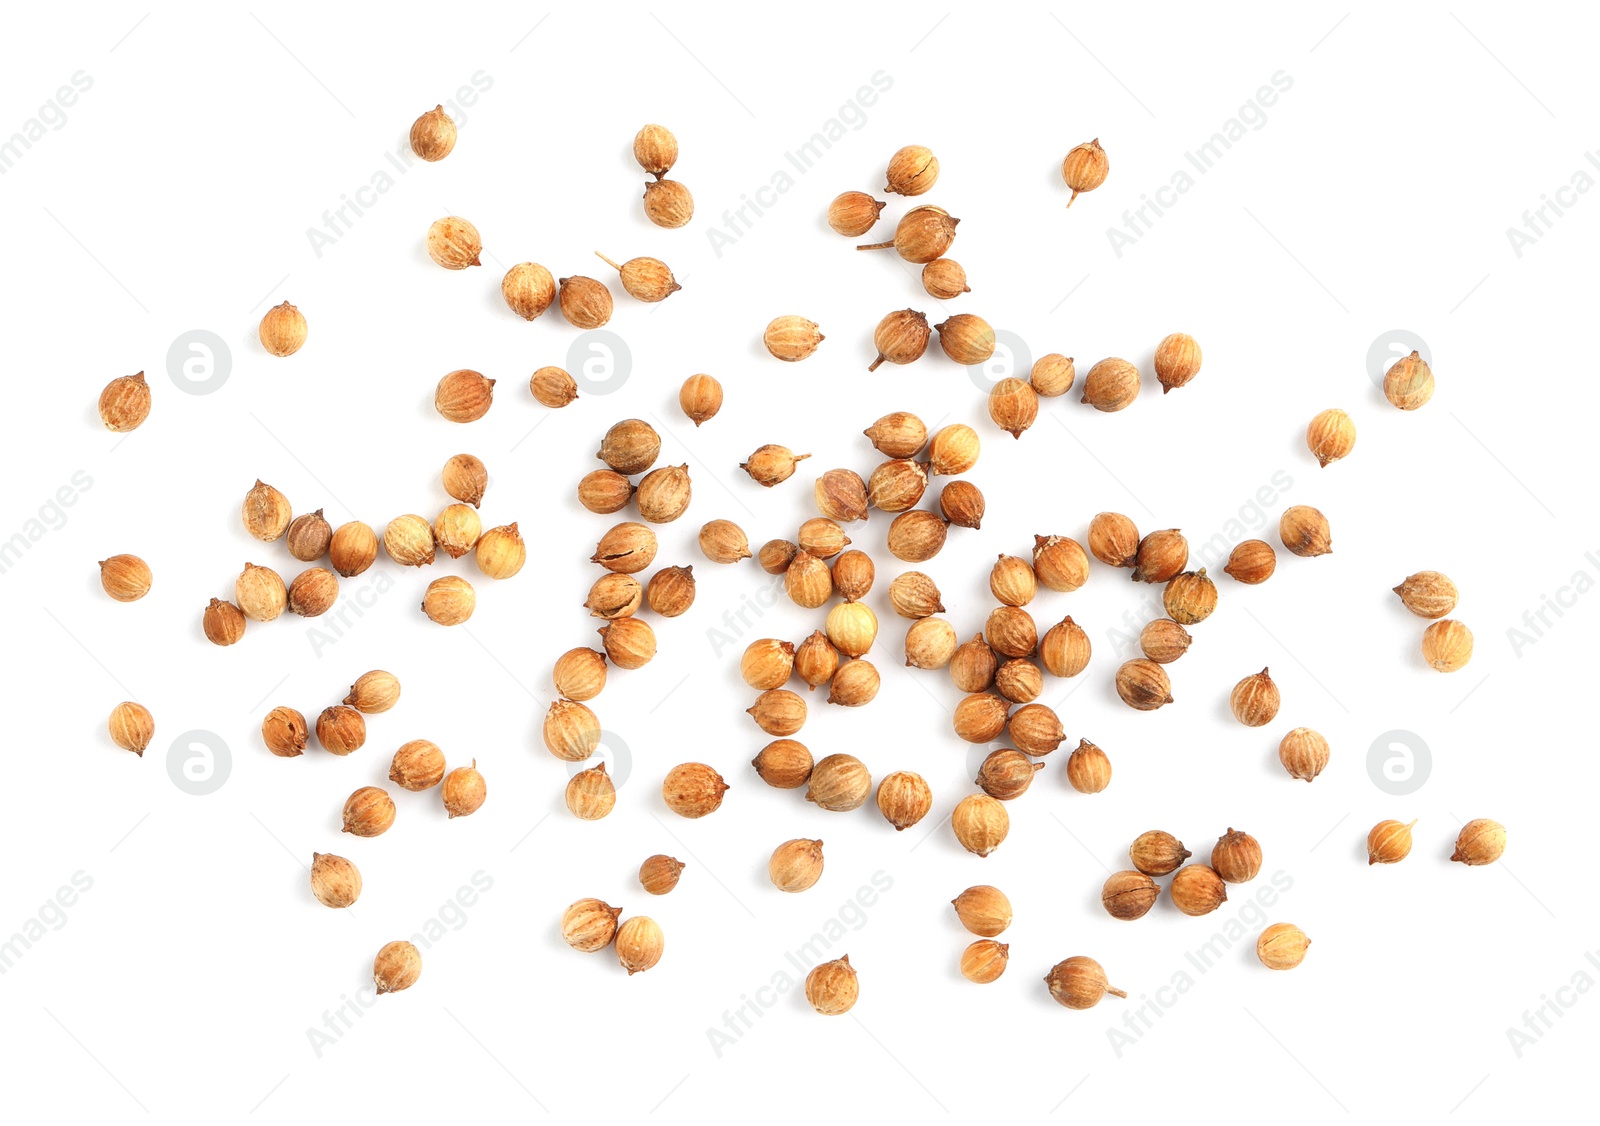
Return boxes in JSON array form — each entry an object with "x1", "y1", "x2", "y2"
[
  {"x1": 426, "y1": 216, "x2": 481, "y2": 269},
  {"x1": 389, "y1": 740, "x2": 446, "y2": 791},
  {"x1": 935, "y1": 314, "x2": 996, "y2": 365},
  {"x1": 798, "y1": 517, "x2": 850, "y2": 559},
  {"x1": 741, "y1": 639, "x2": 796, "y2": 691},
  {"x1": 1170, "y1": 865, "x2": 1228, "y2": 916},
  {"x1": 316, "y1": 705, "x2": 366, "y2": 756},
  {"x1": 501, "y1": 262, "x2": 555, "y2": 320},
  {"x1": 662, "y1": 762, "x2": 729, "y2": 818},
  {"x1": 1278, "y1": 727, "x2": 1330, "y2": 782},
  {"x1": 543, "y1": 699, "x2": 600, "y2": 762},
  {"x1": 202, "y1": 598, "x2": 246, "y2": 646},
  {"x1": 1081, "y1": 357, "x2": 1140, "y2": 412},
  {"x1": 329, "y1": 521, "x2": 378, "y2": 577},
  {"x1": 615, "y1": 916, "x2": 665, "y2": 974},
  {"x1": 435, "y1": 369, "x2": 495, "y2": 422},
  {"x1": 1257, "y1": 923, "x2": 1311, "y2": 970},
  {"x1": 1132, "y1": 529, "x2": 1188, "y2": 583},
  {"x1": 868, "y1": 308, "x2": 931, "y2": 371},
  {"x1": 421, "y1": 575, "x2": 475, "y2": 625},
  {"x1": 261, "y1": 706, "x2": 307, "y2": 758},
  {"x1": 953, "y1": 886, "x2": 1012, "y2": 936},
  {"x1": 553, "y1": 647, "x2": 607, "y2": 702},
  {"x1": 1153, "y1": 333, "x2": 1202, "y2": 393},
  {"x1": 752, "y1": 739, "x2": 813, "y2": 788},
  {"x1": 345, "y1": 670, "x2": 400, "y2": 714},
  {"x1": 1030, "y1": 353, "x2": 1076, "y2": 397},
  {"x1": 922, "y1": 258, "x2": 970, "y2": 299},
  {"x1": 561, "y1": 898, "x2": 621, "y2": 951},
  {"x1": 953, "y1": 693, "x2": 1011, "y2": 744},
  {"x1": 598, "y1": 615, "x2": 656, "y2": 669},
  {"x1": 1088, "y1": 512, "x2": 1139, "y2": 568},
  {"x1": 1040, "y1": 616, "x2": 1091, "y2": 678},
  {"x1": 758, "y1": 540, "x2": 799, "y2": 575},
  {"x1": 1422, "y1": 620, "x2": 1473, "y2": 672},
  {"x1": 784, "y1": 552, "x2": 833, "y2": 609},
  {"x1": 806, "y1": 754, "x2": 871, "y2": 811},
  {"x1": 939, "y1": 480, "x2": 985, "y2": 529},
  {"x1": 763, "y1": 315, "x2": 823, "y2": 361},
  {"x1": 827, "y1": 190, "x2": 886, "y2": 236},
  {"x1": 1140, "y1": 618, "x2": 1191, "y2": 663},
  {"x1": 679, "y1": 374, "x2": 723, "y2": 426},
  {"x1": 442, "y1": 760, "x2": 486, "y2": 817},
  {"x1": 633, "y1": 123, "x2": 677, "y2": 178},
  {"x1": 1045, "y1": 955, "x2": 1127, "y2": 1009},
  {"x1": 1307, "y1": 408, "x2": 1357, "y2": 467},
  {"x1": 594, "y1": 252, "x2": 681, "y2": 302},
  {"x1": 889, "y1": 571, "x2": 944, "y2": 618},
  {"x1": 990, "y1": 554, "x2": 1038, "y2": 607},
  {"x1": 434, "y1": 503, "x2": 482, "y2": 559},
  {"x1": 885, "y1": 144, "x2": 939, "y2": 195},
  {"x1": 593, "y1": 522, "x2": 658, "y2": 573},
  {"x1": 976, "y1": 749, "x2": 1043, "y2": 801},
  {"x1": 530, "y1": 366, "x2": 578, "y2": 409},
  {"x1": 98, "y1": 371, "x2": 151, "y2": 431},
  {"x1": 99, "y1": 555, "x2": 152, "y2": 602},
  {"x1": 1224, "y1": 539, "x2": 1277, "y2": 584},
  {"x1": 383, "y1": 515, "x2": 435, "y2": 567},
  {"x1": 988, "y1": 377, "x2": 1039, "y2": 437},
  {"x1": 475, "y1": 523, "x2": 526, "y2": 580},
  {"x1": 558, "y1": 275, "x2": 613, "y2": 329},
  {"x1": 1130, "y1": 830, "x2": 1191, "y2": 877},
  {"x1": 342, "y1": 786, "x2": 395, "y2": 836},
  {"x1": 962, "y1": 940, "x2": 1010, "y2": 984},
  {"x1": 875, "y1": 771, "x2": 932, "y2": 830},
  {"x1": 1393, "y1": 571, "x2": 1458, "y2": 618},
  {"x1": 374, "y1": 941, "x2": 422, "y2": 993},
  {"x1": 635, "y1": 463, "x2": 693, "y2": 524},
  {"x1": 1115, "y1": 659, "x2": 1172, "y2": 710},
  {"x1": 1368, "y1": 819, "x2": 1418, "y2": 865},
  {"x1": 642, "y1": 178, "x2": 694, "y2": 228},
  {"x1": 886, "y1": 511, "x2": 948, "y2": 562},
  {"x1": 805, "y1": 955, "x2": 858, "y2": 1014},
  {"x1": 1061, "y1": 138, "x2": 1109, "y2": 206},
  {"x1": 741, "y1": 444, "x2": 810, "y2": 487},
  {"x1": 986, "y1": 606, "x2": 1037, "y2": 658},
  {"x1": 698, "y1": 519, "x2": 751, "y2": 564},
  {"x1": 814, "y1": 469, "x2": 869, "y2": 523},
  {"x1": 950, "y1": 634, "x2": 998, "y2": 693},
  {"x1": 1066, "y1": 739, "x2": 1112, "y2": 794},
  {"x1": 645, "y1": 565, "x2": 696, "y2": 617},
  {"x1": 311, "y1": 853, "x2": 362, "y2": 908},
  {"x1": 952, "y1": 793, "x2": 1010, "y2": 857},
  {"x1": 597, "y1": 418, "x2": 661, "y2": 475},
  {"x1": 1008, "y1": 702, "x2": 1065, "y2": 755},
  {"x1": 794, "y1": 631, "x2": 839, "y2": 689},
  {"x1": 992, "y1": 658, "x2": 1041, "y2": 703},
  {"x1": 1451, "y1": 818, "x2": 1506, "y2": 865},
  {"x1": 831, "y1": 550, "x2": 876, "y2": 603},
  {"x1": 1033, "y1": 535, "x2": 1089, "y2": 592},
  {"x1": 1211, "y1": 828, "x2": 1263, "y2": 883},
  {"x1": 286, "y1": 510, "x2": 332, "y2": 562},
  {"x1": 577, "y1": 469, "x2": 634, "y2": 515},
  {"x1": 1230, "y1": 668, "x2": 1280, "y2": 726},
  {"x1": 905, "y1": 616, "x2": 958, "y2": 670},
  {"x1": 565, "y1": 763, "x2": 617, "y2": 820},
  {"x1": 409, "y1": 105, "x2": 456, "y2": 160},
  {"x1": 259, "y1": 301, "x2": 308, "y2": 357},
  {"x1": 1163, "y1": 569, "x2": 1218, "y2": 625},
  {"x1": 863, "y1": 411, "x2": 927, "y2": 458},
  {"x1": 1279, "y1": 505, "x2": 1332, "y2": 557},
  {"x1": 867, "y1": 459, "x2": 928, "y2": 513},
  {"x1": 242, "y1": 480, "x2": 292, "y2": 542},
  {"x1": 828, "y1": 659, "x2": 880, "y2": 707},
  {"x1": 769, "y1": 838, "x2": 825, "y2": 892},
  {"x1": 1383, "y1": 350, "x2": 1435, "y2": 410},
  {"x1": 858, "y1": 204, "x2": 959, "y2": 262},
  {"x1": 108, "y1": 701, "x2": 154, "y2": 756},
  {"x1": 640, "y1": 855, "x2": 686, "y2": 895}
]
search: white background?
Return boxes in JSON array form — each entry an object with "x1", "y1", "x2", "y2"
[{"x1": 2, "y1": 2, "x2": 1596, "y2": 1122}]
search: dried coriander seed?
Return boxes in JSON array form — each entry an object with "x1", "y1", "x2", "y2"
[
  {"x1": 1130, "y1": 830, "x2": 1191, "y2": 877},
  {"x1": 230, "y1": 563, "x2": 287, "y2": 621},
  {"x1": 857, "y1": 205, "x2": 959, "y2": 262},
  {"x1": 798, "y1": 517, "x2": 850, "y2": 559},
  {"x1": 329, "y1": 521, "x2": 377, "y2": 577},
  {"x1": 889, "y1": 572, "x2": 944, "y2": 618},
  {"x1": 831, "y1": 549, "x2": 875, "y2": 601},
  {"x1": 434, "y1": 503, "x2": 482, "y2": 559},
  {"x1": 1278, "y1": 727, "x2": 1330, "y2": 782},
  {"x1": 390, "y1": 740, "x2": 446, "y2": 791},
  {"x1": 885, "y1": 144, "x2": 939, "y2": 195},
  {"x1": 753, "y1": 739, "x2": 814, "y2": 788},
  {"x1": 1009, "y1": 702, "x2": 1064, "y2": 755},
  {"x1": 202, "y1": 598, "x2": 246, "y2": 646},
  {"x1": 642, "y1": 179, "x2": 694, "y2": 228},
  {"x1": 645, "y1": 565, "x2": 696, "y2": 617},
  {"x1": 565, "y1": 762, "x2": 616, "y2": 820},
  {"x1": 763, "y1": 315, "x2": 823, "y2": 362},
  {"x1": 952, "y1": 793, "x2": 1009, "y2": 857},
  {"x1": 887, "y1": 511, "x2": 948, "y2": 562},
  {"x1": 829, "y1": 660, "x2": 880, "y2": 707},
  {"x1": 578, "y1": 470, "x2": 634, "y2": 515},
  {"x1": 597, "y1": 418, "x2": 661, "y2": 475},
  {"x1": 769, "y1": 838, "x2": 825, "y2": 892},
  {"x1": 409, "y1": 105, "x2": 455, "y2": 160},
  {"x1": 868, "y1": 308, "x2": 931, "y2": 371},
  {"x1": 422, "y1": 575, "x2": 475, "y2": 625},
  {"x1": 868, "y1": 459, "x2": 928, "y2": 513},
  {"x1": 748, "y1": 690, "x2": 807, "y2": 736},
  {"x1": 640, "y1": 855, "x2": 686, "y2": 895},
  {"x1": 633, "y1": 123, "x2": 677, "y2": 178},
  {"x1": 1133, "y1": 528, "x2": 1188, "y2": 583},
  {"x1": 758, "y1": 540, "x2": 798, "y2": 575},
  {"x1": 530, "y1": 366, "x2": 578, "y2": 409},
  {"x1": 259, "y1": 301, "x2": 308, "y2": 357},
  {"x1": 636, "y1": 463, "x2": 693, "y2": 524},
  {"x1": 311, "y1": 853, "x2": 362, "y2": 908},
  {"x1": 1140, "y1": 618, "x2": 1191, "y2": 663},
  {"x1": 997, "y1": 661, "x2": 1043, "y2": 706},
  {"x1": 741, "y1": 444, "x2": 811, "y2": 487},
  {"x1": 1257, "y1": 924, "x2": 1311, "y2": 970},
  {"x1": 1040, "y1": 616, "x2": 1091, "y2": 678},
  {"x1": 345, "y1": 670, "x2": 400, "y2": 714},
  {"x1": 593, "y1": 522, "x2": 658, "y2": 574},
  {"x1": 501, "y1": 262, "x2": 555, "y2": 320},
  {"x1": 99, "y1": 554, "x2": 152, "y2": 602},
  {"x1": 242, "y1": 480, "x2": 292, "y2": 542},
  {"x1": 1368, "y1": 819, "x2": 1417, "y2": 865},
  {"x1": 1451, "y1": 818, "x2": 1506, "y2": 865},
  {"x1": 383, "y1": 515, "x2": 436, "y2": 567},
  {"x1": 615, "y1": 916, "x2": 665, "y2": 975},
  {"x1": 1061, "y1": 139, "x2": 1109, "y2": 206},
  {"x1": 988, "y1": 377, "x2": 1039, "y2": 437},
  {"x1": 316, "y1": 705, "x2": 366, "y2": 755},
  {"x1": 1211, "y1": 828, "x2": 1263, "y2": 883},
  {"x1": 475, "y1": 523, "x2": 526, "y2": 580},
  {"x1": 863, "y1": 411, "x2": 927, "y2": 458},
  {"x1": 594, "y1": 252, "x2": 681, "y2": 302},
  {"x1": 1224, "y1": 539, "x2": 1277, "y2": 584},
  {"x1": 815, "y1": 469, "x2": 869, "y2": 523},
  {"x1": 805, "y1": 956, "x2": 858, "y2": 1015},
  {"x1": 1153, "y1": 333, "x2": 1201, "y2": 393},
  {"x1": 1102, "y1": 871, "x2": 1159, "y2": 920},
  {"x1": 922, "y1": 258, "x2": 970, "y2": 299},
  {"x1": 1163, "y1": 569, "x2": 1218, "y2": 625},
  {"x1": 939, "y1": 480, "x2": 985, "y2": 529},
  {"x1": 935, "y1": 314, "x2": 996, "y2": 365},
  {"x1": 98, "y1": 371, "x2": 150, "y2": 431},
  {"x1": 442, "y1": 760, "x2": 486, "y2": 817},
  {"x1": 1088, "y1": 512, "x2": 1139, "y2": 568},
  {"x1": 953, "y1": 886, "x2": 1012, "y2": 936},
  {"x1": 1170, "y1": 865, "x2": 1228, "y2": 916},
  {"x1": 374, "y1": 941, "x2": 422, "y2": 993},
  {"x1": 1045, "y1": 956, "x2": 1126, "y2": 1010},
  {"x1": 905, "y1": 616, "x2": 958, "y2": 670},
  {"x1": 558, "y1": 275, "x2": 614, "y2": 329},
  {"x1": 1383, "y1": 350, "x2": 1434, "y2": 410},
  {"x1": 741, "y1": 639, "x2": 796, "y2": 691},
  {"x1": 1230, "y1": 668, "x2": 1280, "y2": 726},
  {"x1": 1394, "y1": 571, "x2": 1459, "y2": 618},
  {"x1": 426, "y1": 216, "x2": 481, "y2": 269},
  {"x1": 286, "y1": 509, "x2": 332, "y2": 562},
  {"x1": 108, "y1": 701, "x2": 154, "y2": 756},
  {"x1": 827, "y1": 190, "x2": 886, "y2": 236},
  {"x1": 261, "y1": 706, "x2": 307, "y2": 758},
  {"x1": 342, "y1": 786, "x2": 395, "y2": 836},
  {"x1": 961, "y1": 940, "x2": 1010, "y2": 984},
  {"x1": 1033, "y1": 535, "x2": 1089, "y2": 592},
  {"x1": 1115, "y1": 659, "x2": 1172, "y2": 710},
  {"x1": 679, "y1": 374, "x2": 723, "y2": 426},
  {"x1": 561, "y1": 898, "x2": 621, "y2": 951},
  {"x1": 435, "y1": 369, "x2": 495, "y2": 422},
  {"x1": 543, "y1": 699, "x2": 601, "y2": 762},
  {"x1": 950, "y1": 634, "x2": 998, "y2": 693},
  {"x1": 553, "y1": 647, "x2": 608, "y2": 702},
  {"x1": 1422, "y1": 619, "x2": 1473, "y2": 672},
  {"x1": 1067, "y1": 739, "x2": 1112, "y2": 794},
  {"x1": 954, "y1": 693, "x2": 1010, "y2": 743},
  {"x1": 785, "y1": 552, "x2": 833, "y2": 608},
  {"x1": 806, "y1": 753, "x2": 871, "y2": 811},
  {"x1": 1279, "y1": 505, "x2": 1331, "y2": 557},
  {"x1": 699, "y1": 519, "x2": 751, "y2": 563},
  {"x1": 876, "y1": 771, "x2": 932, "y2": 830},
  {"x1": 976, "y1": 748, "x2": 1043, "y2": 800},
  {"x1": 1306, "y1": 408, "x2": 1356, "y2": 467},
  {"x1": 794, "y1": 630, "x2": 840, "y2": 689},
  {"x1": 986, "y1": 606, "x2": 1037, "y2": 658},
  {"x1": 1081, "y1": 357, "x2": 1140, "y2": 412},
  {"x1": 1030, "y1": 354, "x2": 1075, "y2": 398}
]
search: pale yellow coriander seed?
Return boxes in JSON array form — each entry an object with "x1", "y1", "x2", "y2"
[
  {"x1": 561, "y1": 898, "x2": 621, "y2": 951},
  {"x1": 875, "y1": 771, "x2": 932, "y2": 830},
  {"x1": 434, "y1": 504, "x2": 482, "y2": 559},
  {"x1": 422, "y1": 575, "x2": 475, "y2": 625},
  {"x1": 763, "y1": 315, "x2": 824, "y2": 361},
  {"x1": 769, "y1": 838, "x2": 825, "y2": 892},
  {"x1": 952, "y1": 886, "x2": 1012, "y2": 937},
  {"x1": 442, "y1": 760, "x2": 486, "y2": 817},
  {"x1": 435, "y1": 369, "x2": 495, "y2": 423},
  {"x1": 259, "y1": 301, "x2": 308, "y2": 357},
  {"x1": 952, "y1": 793, "x2": 1009, "y2": 857},
  {"x1": 373, "y1": 941, "x2": 422, "y2": 993},
  {"x1": 616, "y1": 916, "x2": 664, "y2": 974},
  {"x1": 961, "y1": 940, "x2": 1009, "y2": 984},
  {"x1": 476, "y1": 523, "x2": 526, "y2": 580},
  {"x1": 1422, "y1": 619, "x2": 1473, "y2": 672},
  {"x1": 389, "y1": 740, "x2": 446, "y2": 791},
  {"x1": 825, "y1": 601, "x2": 877, "y2": 657},
  {"x1": 662, "y1": 762, "x2": 729, "y2": 818},
  {"x1": 99, "y1": 554, "x2": 152, "y2": 602},
  {"x1": 409, "y1": 105, "x2": 456, "y2": 160},
  {"x1": 345, "y1": 670, "x2": 401, "y2": 714},
  {"x1": 108, "y1": 701, "x2": 154, "y2": 756},
  {"x1": 426, "y1": 216, "x2": 481, "y2": 269},
  {"x1": 805, "y1": 955, "x2": 858, "y2": 1015},
  {"x1": 1257, "y1": 924, "x2": 1311, "y2": 970},
  {"x1": 311, "y1": 853, "x2": 361, "y2": 908},
  {"x1": 98, "y1": 371, "x2": 150, "y2": 431},
  {"x1": 806, "y1": 753, "x2": 871, "y2": 812}
]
